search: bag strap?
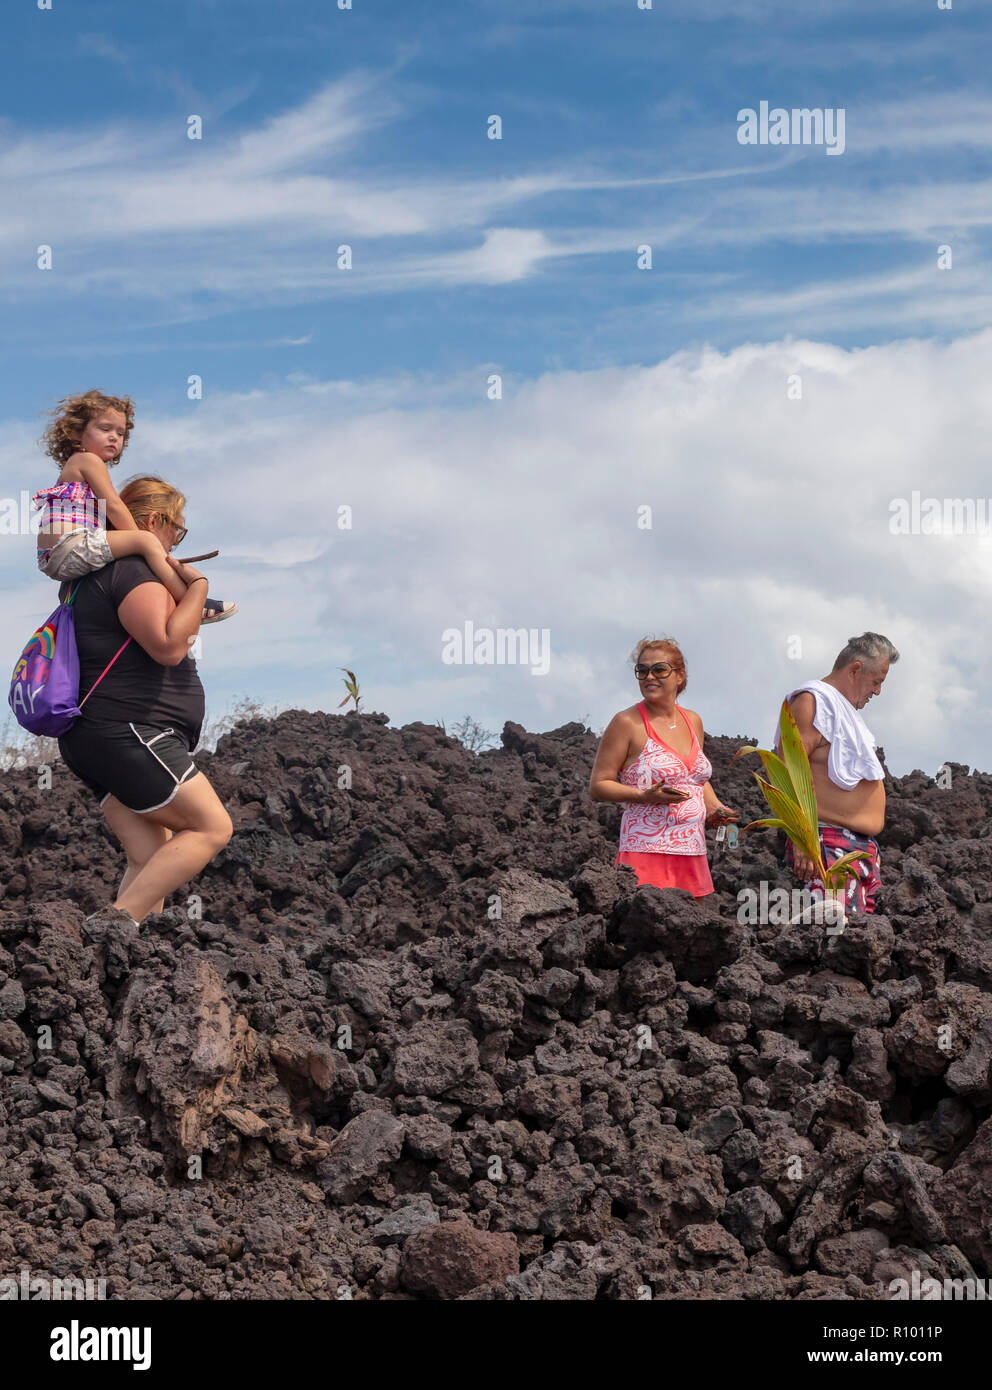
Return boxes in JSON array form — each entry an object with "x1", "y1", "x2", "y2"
[
  {"x1": 78, "y1": 638, "x2": 132, "y2": 708},
  {"x1": 63, "y1": 574, "x2": 131, "y2": 708}
]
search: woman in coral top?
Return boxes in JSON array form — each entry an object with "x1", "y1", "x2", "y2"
[{"x1": 589, "y1": 637, "x2": 739, "y2": 898}]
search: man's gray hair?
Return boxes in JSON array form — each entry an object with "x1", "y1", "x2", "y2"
[{"x1": 832, "y1": 632, "x2": 900, "y2": 673}]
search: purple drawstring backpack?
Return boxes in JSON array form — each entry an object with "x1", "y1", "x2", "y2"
[{"x1": 8, "y1": 579, "x2": 131, "y2": 736}]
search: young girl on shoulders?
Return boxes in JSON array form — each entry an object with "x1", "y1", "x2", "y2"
[{"x1": 34, "y1": 389, "x2": 235, "y2": 623}]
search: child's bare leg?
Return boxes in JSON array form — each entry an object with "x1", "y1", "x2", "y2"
[{"x1": 105, "y1": 531, "x2": 188, "y2": 602}]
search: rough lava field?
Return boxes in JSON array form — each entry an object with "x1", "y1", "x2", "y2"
[{"x1": 1, "y1": 709, "x2": 991, "y2": 1300}]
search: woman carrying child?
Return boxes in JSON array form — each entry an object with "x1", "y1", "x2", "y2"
[{"x1": 55, "y1": 475, "x2": 233, "y2": 930}]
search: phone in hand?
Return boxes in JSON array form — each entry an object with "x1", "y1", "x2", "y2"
[{"x1": 655, "y1": 779, "x2": 689, "y2": 802}]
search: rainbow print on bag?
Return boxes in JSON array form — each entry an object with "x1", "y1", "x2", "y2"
[
  {"x1": 8, "y1": 592, "x2": 82, "y2": 736},
  {"x1": 11, "y1": 621, "x2": 58, "y2": 691}
]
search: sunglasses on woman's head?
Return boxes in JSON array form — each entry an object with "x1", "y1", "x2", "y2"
[{"x1": 635, "y1": 662, "x2": 675, "y2": 679}]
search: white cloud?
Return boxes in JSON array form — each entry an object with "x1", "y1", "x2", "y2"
[
  {"x1": 6, "y1": 331, "x2": 991, "y2": 776},
  {"x1": 410, "y1": 227, "x2": 556, "y2": 285}
]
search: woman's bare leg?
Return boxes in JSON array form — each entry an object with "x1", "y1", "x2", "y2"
[
  {"x1": 101, "y1": 797, "x2": 173, "y2": 915},
  {"x1": 105, "y1": 530, "x2": 188, "y2": 603},
  {"x1": 105, "y1": 774, "x2": 233, "y2": 922}
]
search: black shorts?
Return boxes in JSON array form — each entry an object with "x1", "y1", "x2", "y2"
[{"x1": 58, "y1": 721, "x2": 200, "y2": 814}]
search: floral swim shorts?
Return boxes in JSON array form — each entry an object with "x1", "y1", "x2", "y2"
[{"x1": 785, "y1": 822, "x2": 882, "y2": 914}]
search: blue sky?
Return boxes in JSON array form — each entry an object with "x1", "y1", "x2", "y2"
[{"x1": 2, "y1": 0, "x2": 991, "y2": 777}]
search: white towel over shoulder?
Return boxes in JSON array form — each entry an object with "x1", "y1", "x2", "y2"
[{"x1": 775, "y1": 679, "x2": 884, "y2": 790}]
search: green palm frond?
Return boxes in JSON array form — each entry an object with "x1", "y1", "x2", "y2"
[
  {"x1": 737, "y1": 700, "x2": 867, "y2": 902},
  {"x1": 338, "y1": 668, "x2": 361, "y2": 710}
]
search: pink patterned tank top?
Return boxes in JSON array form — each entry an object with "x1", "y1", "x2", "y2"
[
  {"x1": 33, "y1": 480, "x2": 104, "y2": 533},
  {"x1": 617, "y1": 702, "x2": 713, "y2": 856}
]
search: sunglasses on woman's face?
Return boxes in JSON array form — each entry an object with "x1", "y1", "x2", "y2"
[
  {"x1": 166, "y1": 519, "x2": 187, "y2": 545},
  {"x1": 635, "y1": 662, "x2": 675, "y2": 679}
]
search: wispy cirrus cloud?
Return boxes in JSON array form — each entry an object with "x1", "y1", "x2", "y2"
[{"x1": 0, "y1": 64, "x2": 986, "y2": 339}]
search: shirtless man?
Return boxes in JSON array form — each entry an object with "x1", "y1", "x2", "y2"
[{"x1": 778, "y1": 632, "x2": 899, "y2": 915}]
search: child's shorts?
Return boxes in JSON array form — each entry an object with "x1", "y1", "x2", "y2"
[{"x1": 38, "y1": 527, "x2": 114, "y2": 580}]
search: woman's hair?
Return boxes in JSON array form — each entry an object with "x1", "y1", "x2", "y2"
[
  {"x1": 39, "y1": 389, "x2": 136, "y2": 468},
  {"x1": 629, "y1": 635, "x2": 687, "y2": 696},
  {"x1": 118, "y1": 475, "x2": 186, "y2": 531}
]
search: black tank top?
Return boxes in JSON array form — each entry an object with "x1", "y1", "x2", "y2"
[{"x1": 58, "y1": 557, "x2": 205, "y2": 746}]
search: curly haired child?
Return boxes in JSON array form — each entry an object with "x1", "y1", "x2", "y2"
[{"x1": 34, "y1": 389, "x2": 236, "y2": 623}]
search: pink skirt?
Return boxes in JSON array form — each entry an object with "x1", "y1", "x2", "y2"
[{"x1": 615, "y1": 850, "x2": 714, "y2": 898}]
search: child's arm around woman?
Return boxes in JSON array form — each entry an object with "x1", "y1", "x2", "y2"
[{"x1": 70, "y1": 450, "x2": 189, "y2": 602}]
